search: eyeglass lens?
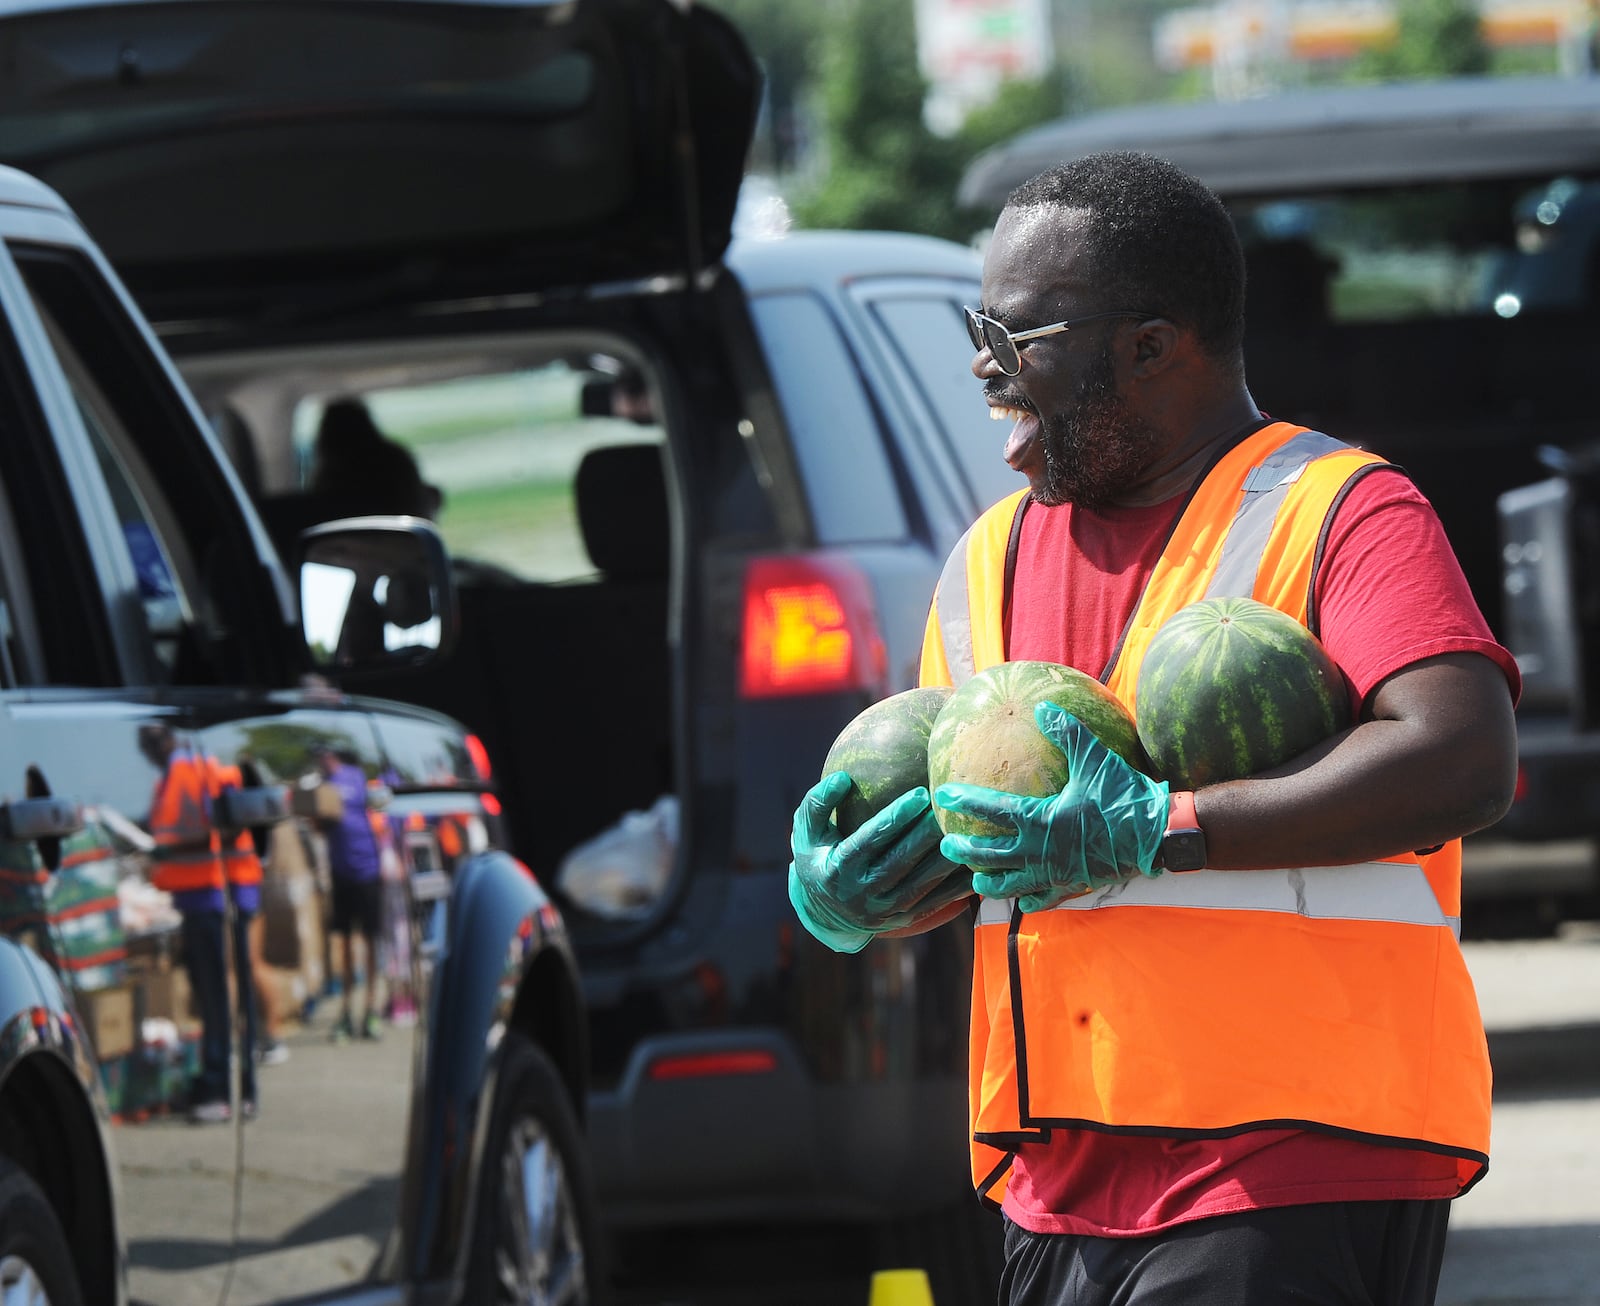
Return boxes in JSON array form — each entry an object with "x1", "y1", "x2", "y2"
[{"x1": 965, "y1": 310, "x2": 1021, "y2": 374}]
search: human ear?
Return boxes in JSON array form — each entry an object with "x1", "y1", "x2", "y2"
[{"x1": 1128, "y1": 319, "x2": 1181, "y2": 377}]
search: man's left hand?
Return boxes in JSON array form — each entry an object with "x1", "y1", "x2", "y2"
[{"x1": 935, "y1": 703, "x2": 1171, "y2": 911}]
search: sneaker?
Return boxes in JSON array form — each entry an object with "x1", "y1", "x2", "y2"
[
  {"x1": 389, "y1": 997, "x2": 418, "y2": 1029},
  {"x1": 361, "y1": 1012, "x2": 383, "y2": 1042},
  {"x1": 256, "y1": 1039, "x2": 291, "y2": 1067},
  {"x1": 330, "y1": 1014, "x2": 355, "y2": 1045},
  {"x1": 188, "y1": 1099, "x2": 231, "y2": 1125}
]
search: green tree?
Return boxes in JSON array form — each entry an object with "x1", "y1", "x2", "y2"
[
  {"x1": 706, "y1": 0, "x2": 826, "y2": 173},
  {"x1": 793, "y1": 0, "x2": 1079, "y2": 239},
  {"x1": 791, "y1": 0, "x2": 966, "y2": 238},
  {"x1": 1357, "y1": 0, "x2": 1490, "y2": 79}
]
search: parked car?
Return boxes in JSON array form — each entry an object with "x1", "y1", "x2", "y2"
[
  {"x1": 0, "y1": 0, "x2": 1026, "y2": 1299},
  {"x1": 0, "y1": 155, "x2": 600, "y2": 1306},
  {"x1": 961, "y1": 74, "x2": 1600, "y2": 924}
]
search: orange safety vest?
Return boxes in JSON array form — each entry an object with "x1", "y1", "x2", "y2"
[
  {"x1": 919, "y1": 421, "x2": 1492, "y2": 1209},
  {"x1": 149, "y1": 751, "x2": 225, "y2": 895},
  {"x1": 211, "y1": 761, "x2": 263, "y2": 889}
]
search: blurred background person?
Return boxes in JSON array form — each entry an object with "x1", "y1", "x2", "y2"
[{"x1": 313, "y1": 745, "x2": 386, "y2": 1043}]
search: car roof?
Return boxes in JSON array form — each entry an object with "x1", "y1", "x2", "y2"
[
  {"x1": 0, "y1": 163, "x2": 70, "y2": 214},
  {"x1": 727, "y1": 230, "x2": 982, "y2": 294},
  {"x1": 959, "y1": 75, "x2": 1600, "y2": 210}
]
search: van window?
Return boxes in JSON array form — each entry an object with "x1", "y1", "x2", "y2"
[
  {"x1": 292, "y1": 363, "x2": 663, "y2": 583},
  {"x1": 747, "y1": 291, "x2": 909, "y2": 543},
  {"x1": 866, "y1": 295, "x2": 1029, "y2": 511},
  {"x1": 1233, "y1": 174, "x2": 1600, "y2": 324}
]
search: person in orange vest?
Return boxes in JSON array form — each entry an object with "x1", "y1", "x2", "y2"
[
  {"x1": 788, "y1": 153, "x2": 1520, "y2": 1304},
  {"x1": 138, "y1": 722, "x2": 242, "y2": 1124},
  {"x1": 211, "y1": 758, "x2": 276, "y2": 1100}
]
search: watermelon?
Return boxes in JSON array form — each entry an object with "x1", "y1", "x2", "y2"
[
  {"x1": 926, "y1": 661, "x2": 1145, "y2": 839},
  {"x1": 1136, "y1": 596, "x2": 1351, "y2": 790},
  {"x1": 822, "y1": 686, "x2": 953, "y2": 836}
]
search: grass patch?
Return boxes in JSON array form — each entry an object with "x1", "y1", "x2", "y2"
[
  {"x1": 437, "y1": 476, "x2": 591, "y2": 580},
  {"x1": 371, "y1": 371, "x2": 583, "y2": 448}
]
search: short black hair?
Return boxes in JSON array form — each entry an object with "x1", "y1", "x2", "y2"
[{"x1": 1004, "y1": 151, "x2": 1246, "y2": 357}]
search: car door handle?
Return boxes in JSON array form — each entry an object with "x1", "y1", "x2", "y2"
[{"x1": 0, "y1": 796, "x2": 84, "y2": 842}]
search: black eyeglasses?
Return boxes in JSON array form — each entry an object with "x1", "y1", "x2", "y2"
[{"x1": 964, "y1": 306, "x2": 1150, "y2": 376}]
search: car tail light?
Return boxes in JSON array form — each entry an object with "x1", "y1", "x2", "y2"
[
  {"x1": 740, "y1": 554, "x2": 888, "y2": 698},
  {"x1": 464, "y1": 733, "x2": 493, "y2": 782},
  {"x1": 646, "y1": 1050, "x2": 778, "y2": 1081}
]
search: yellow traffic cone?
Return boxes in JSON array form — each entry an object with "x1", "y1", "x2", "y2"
[{"x1": 868, "y1": 1267, "x2": 936, "y2": 1306}]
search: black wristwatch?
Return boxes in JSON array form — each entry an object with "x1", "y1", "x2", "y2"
[{"x1": 1155, "y1": 790, "x2": 1207, "y2": 872}]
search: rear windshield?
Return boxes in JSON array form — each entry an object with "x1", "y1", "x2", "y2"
[{"x1": 1232, "y1": 172, "x2": 1600, "y2": 324}]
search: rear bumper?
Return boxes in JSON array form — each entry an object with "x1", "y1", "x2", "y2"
[
  {"x1": 1497, "y1": 717, "x2": 1600, "y2": 844},
  {"x1": 586, "y1": 1026, "x2": 969, "y2": 1229}
]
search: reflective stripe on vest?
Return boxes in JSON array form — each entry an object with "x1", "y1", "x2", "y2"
[
  {"x1": 930, "y1": 422, "x2": 1490, "y2": 1207},
  {"x1": 975, "y1": 860, "x2": 1458, "y2": 936},
  {"x1": 1203, "y1": 429, "x2": 1348, "y2": 601},
  {"x1": 935, "y1": 523, "x2": 978, "y2": 686}
]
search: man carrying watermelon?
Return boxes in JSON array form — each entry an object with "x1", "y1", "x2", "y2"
[{"x1": 788, "y1": 151, "x2": 1521, "y2": 1305}]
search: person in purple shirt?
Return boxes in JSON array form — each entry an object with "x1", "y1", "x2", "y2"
[{"x1": 314, "y1": 746, "x2": 386, "y2": 1043}]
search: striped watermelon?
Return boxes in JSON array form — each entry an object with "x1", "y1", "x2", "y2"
[
  {"x1": 822, "y1": 686, "x2": 953, "y2": 836},
  {"x1": 1136, "y1": 596, "x2": 1351, "y2": 789},
  {"x1": 926, "y1": 661, "x2": 1146, "y2": 839}
]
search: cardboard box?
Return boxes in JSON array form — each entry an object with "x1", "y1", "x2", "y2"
[
  {"x1": 262, "y1": 873, "x2": 322, "y2": 976},
  {"x1": 137, "y1": 965, "x2": 194, "y2": 1030},
  {"x1": 80, "y1": 984, "x2": 135, "y2": 1061}
]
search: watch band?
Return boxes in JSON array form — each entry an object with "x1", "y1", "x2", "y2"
[
  {"x1": 1157, "y1": 790, "x2": 1207, "y2": 872},
  {"x1": 1166, "y1": 790, "x2": 1199, "y2": 836}
]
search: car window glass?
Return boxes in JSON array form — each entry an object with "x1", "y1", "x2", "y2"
[
  {"x1": 0, "y1": 312, "x2": 86, "y2": 686},
  {"x1": 1232, "y1": 174, "x2": 1600, "y2": 324},
  {"x1": 747, "y1": 291, "x2": 908, "y2": 543},
  {"x1": 291, "y1": 363, "x2": 664, "y2": 583},
  {"x1": 22, "y1": 293, "x2": 196, "y2": 677},
  {"x1": 867, "y1": 295, "x2": 1029, "y2": 511}
]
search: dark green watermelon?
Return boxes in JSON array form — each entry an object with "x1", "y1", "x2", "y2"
[
  {"x1": 1136, "y1": 596, "x2": 1351, "y2": 789},
  {"x1": 822, "y1": 686, "x2": 953, "y2": 836},
  {"x1": 926, "y1": 661, "x2": 1145, "y2": 839}
]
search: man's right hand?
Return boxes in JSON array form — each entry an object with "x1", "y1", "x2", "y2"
[{"x1": 788, "y1": 772, "x2": 971, "y2": 953}]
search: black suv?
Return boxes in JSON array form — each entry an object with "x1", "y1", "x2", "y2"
[
  {"x1": 0, "y1": 154, "x2": 597, "y2": 1306},
  {"x1": 0, "y1": 0, "x2": 1027, "y2": 1298}
]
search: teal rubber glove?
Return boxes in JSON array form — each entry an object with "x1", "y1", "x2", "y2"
[
  {"x1": 935, "y1": 703, "x2": 1171, "y2": 912},
  {"x1": 789, "y1": 771, "x2": 972, "y2": 952}
]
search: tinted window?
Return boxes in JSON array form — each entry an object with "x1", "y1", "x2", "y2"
[
  {"x1": 292, "y1": 364, "x2": 663, "y2": 584},
  {"x1": 748, "y1": 292, "x2": 908, "y2": 543},
  {"x1": 13, "y1": 245, "x2": 284, "y2": 686},
  {"x1": 868, "y1": 295, "x2": 1029, "y2": 511},
  {"x1": 1233, "y1": 173, "x2": 1600, "y2": 324},
  {"x1": 0, "y1": 295, "x2": 104, "y2": 685}
]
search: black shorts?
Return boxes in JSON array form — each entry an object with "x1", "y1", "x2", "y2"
[
  {"x1": 329, "y1": 877, "x2": 383, "y2": 939},
  {"x1": 1000, "y1": 1199, "x2": 1451, "y2": 1306}
]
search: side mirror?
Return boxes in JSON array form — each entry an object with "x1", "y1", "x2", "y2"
[{"x1": 299, "y1": 517, "x2": 457, "y2": 676}]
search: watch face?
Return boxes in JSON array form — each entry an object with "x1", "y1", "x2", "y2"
[{"x1": 1161, "y1": 829, "x2": 1207, "y2": 873}]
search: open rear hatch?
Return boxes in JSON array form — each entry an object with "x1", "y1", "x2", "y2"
[{"x1": 0, "y1": 0, "x2": 759, "y2": 324}]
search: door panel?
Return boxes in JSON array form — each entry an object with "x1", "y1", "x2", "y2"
[
  {"x1": 0, "y1": 694, "x2": 242, "y2": 1306},
  {"x1": 198, "y1": 707, "x2": 415, "y2": 1304}
]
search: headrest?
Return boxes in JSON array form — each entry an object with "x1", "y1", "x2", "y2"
[{"x1": 574, "y1": 444, "x2": 670, "y2": 580}]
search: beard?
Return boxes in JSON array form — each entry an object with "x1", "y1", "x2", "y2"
[{"x1": 1035, "y1": 344, "x2": 1162, "y2": 509}]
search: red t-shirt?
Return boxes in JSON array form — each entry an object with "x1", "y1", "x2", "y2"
[{"x1": 1000, "y1": 466, "x2": 1520, "y2": 1238}]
